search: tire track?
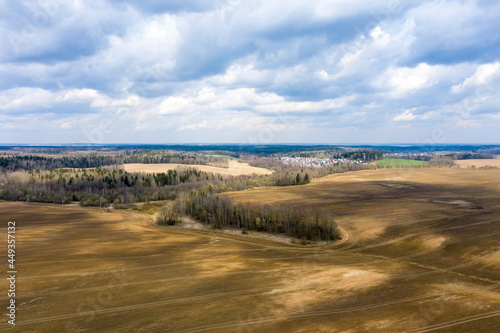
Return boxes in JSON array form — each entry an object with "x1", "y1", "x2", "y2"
[
  {"x1": 3, "y1": 291, "x2": 449, "y2": 329},
  {"x1": 4, "y1": 287, "x2": 277, "y2": 327},
  {"x1": 0, "y1": 267, "x2": 287, "y2": 301},
  {"x1": 15, "y1": 254, "x2": 320, "y2": 280},
  {"x1": 176, "y1": 293, "x2": 451, "y2": 333},
  {"x1": 348, "y1": 218, "x2": 500, "y2": 252},
  {"x1": 402, "y1": 309, "x2": 500, "y2": 332}
]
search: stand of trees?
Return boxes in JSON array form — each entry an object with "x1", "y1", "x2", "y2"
[
  {"x1": 0, "y1": 154, "x2": 121, "y2": 170},
  {"x1": 0, "y1": 152, "x2": 226, "y2": 171},
  {"x1": 445, "y1": 152, "x2": 494, "y2": 160},
  {"x1": 0, "y1": 160, "x2": 370, "y2": 208},
  {"x1": 429, "y1": 157, "x2": 455, "y2": 167},
  {"x1": 156, "y1": 204, "x2": 180, "y2": 225},
  {"x1": 335, "y1": 151, "x2": 383, "y2": 160},
  {"x1": 0, "y1": 166, "x2": 218, "y2": 206},
  {"x1": 175, "y1": 191, "x2": 340, "y2": 241}
]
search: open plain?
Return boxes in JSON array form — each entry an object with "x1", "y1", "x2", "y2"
[
  {"x1": 122, "y1": 160, "x2": 273, "y2": 176},
  {"x1": 1, "y1": 168, "x2": 500, "y2": 332},
  {"x1": 455, "y1": 157, "x2": 500, "y2": 168}
]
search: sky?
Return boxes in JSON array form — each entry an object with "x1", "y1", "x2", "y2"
[{"x1": 1, "y1": 0, "x2": 500, "y2": 144}]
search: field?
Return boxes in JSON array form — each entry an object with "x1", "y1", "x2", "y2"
[
  {"x1": 1, "y1": 168, "x2": 500, "y2": 332},
  {"x1": 206, "y1": 155, "x2": 238, "y2": 160},
  {"x1": 123, "y1": 160, "x2": 272, "y2": 176},
  {"x1": 455, "y1": 157, "x2": 500, "y2": 168},
  {"x1": 375, "y1": 158, "x2": 429, "y2": 168}
]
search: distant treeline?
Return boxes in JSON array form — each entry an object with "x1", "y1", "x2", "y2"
[
  {"x1": 0, "y1": 155, "x2": 121, "y2": 170},
  {"x1": 445, "y1": 152, "x2": 494, "y2": 160},
  {"x1": 0, "y1": 152, "x2": 224, "y2": 171},
  {"x1": 381, "y1": 152, "x2": 493, "y2": 163},
  {"x1": 335, "y1": 151, "x2": 383, "y2": 160},
  {"x1": 115, "y1": 145, "x2": 343, "y2": 155},
  {"x1": 3, "y1": 144, "x2": 500, "y2": 156},
  {"x1": 279, "y1": 150, "x2": 382, "y2": 161},
  {"x1": 174, "y1": 192, "x2": 341, "y2": 241},
  {"x1": 478, "y1": 147, "x2": 500, "y2": 155}
]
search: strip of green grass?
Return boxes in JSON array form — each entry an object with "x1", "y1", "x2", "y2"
[{"x1": 376, "y1": 158, "x2": 429, "y2": 168}]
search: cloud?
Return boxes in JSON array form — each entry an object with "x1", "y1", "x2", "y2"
[
  {"x1": 451, "y1": 62, "x2": 500, "y2": 93},
  {"x1": 403, "y1": 1, "x2": 500, "y2": 65},
  {"x1": 0, "y1": 87, "x2": 138, "y2": 113},
  {"x1": 0, "y1": 0, "x2": 499, "y2": 143},
  {"x1": 374, "y1": 63, "x2": 443, "y2": 98},
  {"x1": 0, "y1": 87, "x2": 57, "y2": 110},
  {"x1": 155, "y1": 87, "x2": 352, "y2": 117},
  {"x1": 393, "y1": 109, "x2": 417, "y2": 121},
  {"x1": 0, "y1": 1, "x2": 139, "y2": 63}
]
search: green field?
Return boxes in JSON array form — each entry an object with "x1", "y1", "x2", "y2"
[{"x1": 375, "y1": 158, "x2": 429, "y2": 168}]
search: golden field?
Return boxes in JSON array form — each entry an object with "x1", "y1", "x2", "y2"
[
  {"x1": 1, "y1": 168, "x2": 500, "y2": 332},
  {"x1": 455, "y1": 157, "x2": 500, "y2": 168},
  {"x1": 122, "y1": 160, "x2": 273, "y2": 176}
]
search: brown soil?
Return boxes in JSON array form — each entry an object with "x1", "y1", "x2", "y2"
[{"x1": 1, "y1": 168, "x2": 499, "y2": 332}]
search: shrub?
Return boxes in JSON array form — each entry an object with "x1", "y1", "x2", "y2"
[{"x1": 156, "y1": 205, "x2": 180, "y2": 226}]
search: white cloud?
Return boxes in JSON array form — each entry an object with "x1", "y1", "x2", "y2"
[
  {"x1": 179, "y1": 121, "x2": 208, "y2": 131},
  {"x1": 370, "y1": 26, "x2": 389, "y2": 41},
  {"x1": 58, "y1": 89, "x2": 102, "y2": 102},
  {"x1": 209, "y1": 63, "x2": 272, "y2": 86},
  {"x1": 393, "y1": 108, "x2": 417, "y2": 121},
  {"x1": 1, "y1": 0, "x2": 500, "y2": 143},
  {"x1": 0, "y1": 87, "x2": 140, "y2": 111},
  {"x1": 158, "y1": 96, "x2": 194, "y2": 115},
  {"x1": 375, "y1": 63, "x2": 441, "y2": 98},
  {"x1": 0, "y1": 87, "x2": 56, "y2": 110},
  {"x1": 451, "y1": 62, "x2": 500, "y2": 93},
  {"x1": 155, "y1": 87, "x2": 352, "y2": 116}
]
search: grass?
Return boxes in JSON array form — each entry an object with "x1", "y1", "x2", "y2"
[
  {"x1": 132, "y1": 201, "x2": 166, "y2": 215},
  {"x1": 2, "y1": 168, "x2": 500, "y2": 332},
  {"x1": 375, "y1": 158, "x2": 429, "y2": 168}
]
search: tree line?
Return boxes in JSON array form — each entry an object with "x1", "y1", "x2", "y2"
[
  {"x1": 335, "y1": 151, "x2": 383, "y2": 160},
  {"x1": 169, "y1": 191, "x2": 341, "y2": 241},
  {"x1": 0, "y1": 159, "x2": 370, "y2": 208},
  {"x1": 0, "y1": 166, "x2": 219, "y2": 207},
  {"x1": 0, "y1": 152, "x2": 226, "y2": 171},
  {"x1": 444, "y1": 152, "x2": 494, "y2": 160}
]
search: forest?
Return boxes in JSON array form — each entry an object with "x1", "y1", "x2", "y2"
[
  {"x1": 0, "y1": 151, "x2": 224, "y2": 171},
  {"x1": 0, "y1": 152, "x2": 369, "y2": 207},
  {"x1": 168, "y1": 191, "x2": 341, "y2": 241}
]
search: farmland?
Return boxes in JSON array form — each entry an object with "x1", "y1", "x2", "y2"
[
  {"x1": 123, "y1": 160, "x2": 273, "y2": 176},
  {"x1": 455, "y1": 157, "x2": 500, "y2": 168},
  {"x1": 2, "y1": 168, "x2": 500, "y2": 332},
  {"x1": 375, "y1": 158, "x2": 429, "y2": 168}
]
